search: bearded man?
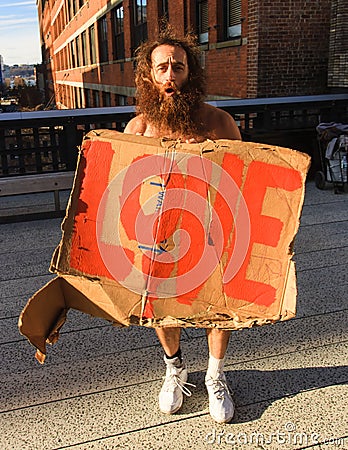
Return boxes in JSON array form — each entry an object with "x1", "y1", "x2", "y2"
[{"x1": 124, "y1": 30, "x2": 241, "y2": 424}]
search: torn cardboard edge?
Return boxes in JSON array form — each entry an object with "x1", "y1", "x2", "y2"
[
  {"x1": 18, "y1": 131, "x2": 311, "y2": 363},
  {"x1": 19, "y1": 260, "x2": 297, "y2": 364}
]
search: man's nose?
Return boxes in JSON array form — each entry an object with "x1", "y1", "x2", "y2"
[{"x1": 166, "y1": 65, "x2": 175, "y2": 81}]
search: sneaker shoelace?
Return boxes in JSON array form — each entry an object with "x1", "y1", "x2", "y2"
[
  {"x1": 162, "y1": 371, "x2": 196, "y2": 397},
  {"x1": 208, "y1": 377, "x2": 233, "y2": 401}
]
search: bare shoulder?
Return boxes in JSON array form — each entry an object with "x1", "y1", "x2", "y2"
[
  {"x1": 202, "y1": 103, "x2": 241, "y2": 140},
  {"x1": 124, "y1": 114, "x2": 147, "y2": 135}
]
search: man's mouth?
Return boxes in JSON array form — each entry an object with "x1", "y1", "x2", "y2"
[
  {"x1": 164, "y1": 87, "x2": 175, "y2": 96},
  {"x1": 162, "y1": 84, "x2": 178, "y2": 97}
]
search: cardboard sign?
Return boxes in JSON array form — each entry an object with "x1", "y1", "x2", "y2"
[{"x1": 18, "y1": 130, "x2": 310, "y2": 363}]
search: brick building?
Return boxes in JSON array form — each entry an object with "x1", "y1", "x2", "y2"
[
  {"x1": 328, "y1": 0, "x2": 348, "y2": 89},
  {"x1": 37, "y1": 0, "x2": 346, "y2": 109}
]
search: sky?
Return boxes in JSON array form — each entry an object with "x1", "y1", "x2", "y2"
[{"x1": 0, "y1": 0, "x2": 41, "y2": 66}]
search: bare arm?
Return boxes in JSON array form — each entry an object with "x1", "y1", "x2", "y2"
[
  {"x1": 123, "y1": 115, "x2": 146, "y2": 135},
  {"x1": 203, "y1": 104, "x2": 241, "y2": 140},
  {"x1": 218, "y1": 109, "x2": 242, "y2": 140}
]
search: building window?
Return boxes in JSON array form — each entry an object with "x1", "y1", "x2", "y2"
[
  {"x1": 65, "y1": 45, "x2": 69, "y2": 69},
  {"x1": 70, "y1": 40, "x2": 76, "y2": 67},
  {"x1": 196, "y1": 0, "x2": 208, "y2": 44},
  {"x1": 75, "y1": 87, "x2": 83, "y2": 108},
  {"x1": 98, "y1": 16, "x2": 109, "y2": 63},
  {"x1": 66, "y1": 0, "x2": 72, "y2": 23},
  {"x1": 132, "y1": 0, "x2": 147, "y2": 54},
  {"x1": 66, "y1": 44, "x2": 70, "y2": 68},
  {"x1": 59, "y1": 16, "x2": 62, "y2": 36},
  {"x1": 89, "y1": 24, "x2": 97, "y2": 64},
  {"x1": 112, "y1": 4, "x2": 125, "y2": 60},
  {"x1": 69, "y1": 85, "x2": 73, "y2": 108},
  {"x1": 67, "y1": 43, "x2": 71, "y2": 68},
  {"x1": 71, "y1": 0, "x2": 77, "y2": 17},
  {"x1": 115, "y1": 94, "x2": 127, "y2": 106},
  {"x1": 75, "y1": 36, "x2": 81, "y2": 67},
  {"x1": 225, "y1": 0, "x2": 241, "y2": 39},
  {"x1": 79, "y1": 87, "x2": 84, "y2": 108},
  {"x1": 40, "y1": 0, "x2": 47, "y2": 14},
  {"x1": 85, "y1": 89, "x2": 92, "y2": 107},
  {"x1": 159, "y1": 0, "x2": 169, "y2": 21},
  {"x1": 62, "y1": 2, "x2": 67, "y2": 26},
  {"x1": 75, "y1": 87, "x2": 79, "y2": 108},
  {"x1": 68, "y1": 0, "x2": 75, "y2": 19},
  {"x1": 81, "y1": 30, "x2": 88, "y2": 66},
  {"x1": 93, "y1": 90, "x2": 100, "y2": 107},
  {"x1": 103, "y1": 91, "x2": 111, "y2": 107}
]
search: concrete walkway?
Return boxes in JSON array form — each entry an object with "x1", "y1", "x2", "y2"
[{"x1": 0, "y1": 181, "x2": 347, "y2": 450}]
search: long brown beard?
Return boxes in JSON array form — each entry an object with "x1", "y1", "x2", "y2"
[{"x1": 136, "y1": 80, "x2": 204, "y2": 138}]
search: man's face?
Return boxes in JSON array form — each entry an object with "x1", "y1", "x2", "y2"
[
  {"x1": 136, "y1": 42, "x2": 203, "y2": 137},
  {"x1": 150, "y1": 45, "x2": 189, "y2": 97}
]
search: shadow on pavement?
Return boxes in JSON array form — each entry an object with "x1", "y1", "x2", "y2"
[{"x1": 180, "y1": 366, "x2": 348, "y2": 423}]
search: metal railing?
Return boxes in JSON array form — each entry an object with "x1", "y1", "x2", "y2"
[{"x1": 0, "y1": 94, "x2": 347, "y2": 177}]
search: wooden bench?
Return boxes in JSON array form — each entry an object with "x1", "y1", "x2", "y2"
[{"x1": 0, "y1": 171, "x2": 75, "y2": 223}]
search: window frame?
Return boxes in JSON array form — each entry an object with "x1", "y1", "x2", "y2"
[
  {"x1": 196, "y1": 0, "x2": 209, "y2": 44},
  {"x1": 89, "y1": 24, "x2": 97, "y2": 65},
  {"x1": 224, "y1": 0, "x2": 242, "y2": 40},
  {"x1": 131, "y1": 0, "x2": 148, "y2": 54},
  {"x1": 75, "y1": 36, "x2": 81, "y2": 67},
  {"x1": 112, "y1": 3, "x2": 125, "y2": 60},
  {"x1": 98, "y1": 15, "x2": 109, "y2": 63},
  {"x1": 70, "y1": 40, "x2": 76, "y2": 68},
  {"x1": 158, "y1": 0, "x2": 169, "y2": 21},
  {"x1": 81, "y1": 30, "x2": 88, "y2": 66}
]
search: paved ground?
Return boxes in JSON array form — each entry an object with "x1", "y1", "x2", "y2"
[{"x1": 0, "y1": 181, "x2": 347, "y2": 450}]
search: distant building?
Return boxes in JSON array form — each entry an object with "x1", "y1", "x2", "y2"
[
  {"x1": 13, "y1": 76, "x2": 26, "y2": 87},
  {"x1": 37, "y1": 0, "x2": 347, "y2": 110},
  {"x1": 35, "y1": 63, "x2": 46, "y2": 99},
  {"x1": 3, "y1": 65, "x2": 10, "y2": 79},
  {"x1": 0, "y1": 55, "x2": 4, "y2": 91}
]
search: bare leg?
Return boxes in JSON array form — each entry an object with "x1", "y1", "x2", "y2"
[
  {"x1": 205, "y1": 329, "x2": 234, "y2": 423},
  {"x1": 157, "y1": 327, "x2": 187, "y2": 415},
  {"x1": 206, "y1": 328, "x2": 231, "y2": 359},
  {"x1": 155, "y1": 327, "x2": 181, "y2": 357}
]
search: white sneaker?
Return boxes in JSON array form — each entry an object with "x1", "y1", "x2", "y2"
[
  {"x1": 205, "y1": 371, "x2": 235, "y2": 423},
  {"x1": 159, "y1": 357, "x2": 194, "y2": 414}
]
